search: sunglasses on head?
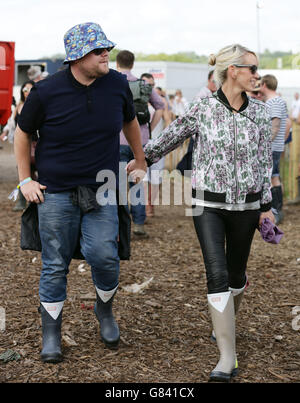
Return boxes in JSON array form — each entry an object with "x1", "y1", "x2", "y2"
[
  {"x1": 92, "y1": 47, "x2": 113, "y2": 56},
  {"x1": 233, "y1": 64, "x2": 258, "y2": 74}
]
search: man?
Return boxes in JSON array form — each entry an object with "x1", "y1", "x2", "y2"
[
  {"x1": 290, "y1": 92, "x2": 300, "y2": 123},
  {"x1": 248, "y1": 78, "x2": 263, "y2": 101},
  {"x1": 27, "y1": 65, "x2": 43, "y2": 82},
  {"x1": 260, "y1": 74, "x2": 287, "y2": 224},
  {"x1": 116, "y1": 50, "x2": 164, "y2": 236},
  {"x1": 14, "y1": 22, "x2": 147, "y2": 363},
  {"x1": 194, "y1": 70, "x2": 217, "y2": 100}
]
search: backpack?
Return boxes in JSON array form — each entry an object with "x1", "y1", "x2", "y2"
[{"x1": 128, "y1": 79, "x2": 152, "y2": 126}]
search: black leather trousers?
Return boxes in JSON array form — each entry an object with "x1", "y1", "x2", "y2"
[{"x1": 193, "y1": 207, "x2": 260, "y2": 294}]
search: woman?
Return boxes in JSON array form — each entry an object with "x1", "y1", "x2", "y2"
[
  {"x1": 0, "y1": 81, "x2": 34, "y2": 143},
  {"x1": 128, "y1": 44, "x2": 274, "y2": 382},
  {"x1": 14, "y1": 80, "x2": 35, "y2": 128}
]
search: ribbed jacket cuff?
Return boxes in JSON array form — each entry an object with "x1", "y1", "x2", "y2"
[
  {"x1": 145, "y1": 157, "x2": 152, "y2": 167},
  {"x1": 260, "y1": 202, "x2": 272, "y2": 212}
]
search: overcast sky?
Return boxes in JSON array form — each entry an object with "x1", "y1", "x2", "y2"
[{"x1": 1, "y1": 0, "x2": 300, "y2": 60}]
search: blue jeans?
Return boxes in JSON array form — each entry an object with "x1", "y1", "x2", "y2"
[
  {"x1": 120, "y1": 145, "x2": 146, "y2": 225},
  {"x1": 38, "y1": 191, "x2": 119, "y2": 302}
]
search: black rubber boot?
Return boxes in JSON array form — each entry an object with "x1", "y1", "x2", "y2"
[
  {"x1": 39, "y1": 304, "x2": 63, "y2": 363},
  {"x1": 94, "y1": 290, "x2": 120, "y2": 349},
  {"x1": 271, "y1": 186, "x2": 284, "y2": 224}
]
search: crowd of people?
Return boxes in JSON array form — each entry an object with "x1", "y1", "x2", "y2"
[{"x1": 0, "y1": 22, "x2": 296, "y2": 382}]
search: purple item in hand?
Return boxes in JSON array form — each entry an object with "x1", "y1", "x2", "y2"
[{"x1": 259, "y1": 218, "x2": 284, "y2": 244}]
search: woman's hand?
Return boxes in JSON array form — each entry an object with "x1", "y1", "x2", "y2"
[
  {"x1": 21, "y1": 181, "x2": 47, "y2": 203},
  {"x1": 259, "y1": 209, "x2": 275, "y2": 227}
]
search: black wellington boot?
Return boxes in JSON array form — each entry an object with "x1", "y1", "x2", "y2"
[
  {"x1": 39, "y1": 303, "x2": 63, "y2": 363},
  {"x1": 94, "y1": 287, "x2": 120, "y2": 349},
  {"x1": 271, "y1": 186, "x2": 283, "y2": 224}
]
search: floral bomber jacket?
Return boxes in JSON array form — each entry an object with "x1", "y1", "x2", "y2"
[{"x1": 144, "y1": 89, "x2": 273, "y2": 211}]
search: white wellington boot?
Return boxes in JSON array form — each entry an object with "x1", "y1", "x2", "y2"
[{"x1": 208, "y1": 291, "x2": 238, "y2": 382}]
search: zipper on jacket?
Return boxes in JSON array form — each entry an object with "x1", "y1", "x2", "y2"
[{"x1": 233, "y1": 114, "x2": 239, "y2": 201}]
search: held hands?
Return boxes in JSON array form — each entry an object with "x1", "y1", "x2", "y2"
[
  {"x1": 259, "y1": 210, "x2": 275, "y2": 227},
  {"x1": 21, "y1": 181, "x2": 47, "y2": 203},
  {"x1": 126, "y1": 159, "x2": 147, "y2": 183}
]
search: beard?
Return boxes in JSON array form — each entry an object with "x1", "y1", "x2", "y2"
[
  {"x1": 71, "y1": 58, "x2": 110, "y2": 85},
  {"x1": 89, "y1": 62, "x2": 109, "y2": 78}
]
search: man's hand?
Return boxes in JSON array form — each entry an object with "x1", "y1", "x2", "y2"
[
  {"x1": 21, "y1": 181, "x2": 47, "y2": 203},
  {"x1": 259, "y1": 209, "x2": 275, "y2": 227},
  {"x1": 126, "y1": 159, "x2": 147, "y2": 183}
]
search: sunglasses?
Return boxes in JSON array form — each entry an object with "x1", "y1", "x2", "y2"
[
  {"x1": 92, "y1": 47, "x2": 113, "y2": 56},
  {"x1": 233, "y1": 64, "x2": 258, "y2": 74},
  {"x1": 22, "y1": 87, "x2": 31, "y2": 93}
]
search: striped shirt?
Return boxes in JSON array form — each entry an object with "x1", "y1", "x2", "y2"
[{"x1": 266, "y1": 96, "x2": 287, "y2": 152}]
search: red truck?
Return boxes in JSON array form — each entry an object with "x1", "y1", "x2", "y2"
[{"x1": 0, "y1": 41, "x2": 15, "y2": 127}]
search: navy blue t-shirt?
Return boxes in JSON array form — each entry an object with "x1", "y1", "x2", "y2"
[{"x1": 18, "y1": 67, "x2": 135, "y2": 192}]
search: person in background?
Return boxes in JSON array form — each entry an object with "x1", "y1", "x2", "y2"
[
  {"x1": 128, "y1": 44, "x2": 274, "y2": 382},
  {"x1": 0, "y1": 96, "x2": 16, "y2": 143},
  {"x1": 116, "y1": 51, "x2": 164, "y2": 236},
  {"x1": 248, "y1": 78, "x2": 263, "y2": 101},
  {"x1": 140, "y1": 76, "x2": 167, "y2": 217},
  {"x1": 260, "y1": 74, "x2": 287, "y2": 224},
  {"x1": 290, "y1": 92, "x2": 300, "y2": 123},
  {"x1": 41, "y1": 71, "x2": 50, "y2": 79},
  {"x1": 155, "y1": 87, "x2": 172, "y2": 128},
  {"x1": 27, "y1": 65, "x2": 43, "y2": 82},
  {"x1": 194, "y1": 70, "x2": 217, "y2": 100},
  {"x1": 168, "y1": 94, "x2": 176, "y2": 121},
  {"x1": 172, "y1": 89, "x2": 188, "y2": 118},
  {"x1": 1, "y1": 81, "x2": 35, "y2": 211}
]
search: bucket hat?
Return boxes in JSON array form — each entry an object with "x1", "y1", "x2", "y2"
[{"x1": 63, "y1": 22, "x2": 116, "y2": 64}]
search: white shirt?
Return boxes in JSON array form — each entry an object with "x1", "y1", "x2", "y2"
[{"x1": 291, "y1": 98, "x2": 300, "y2": 120}]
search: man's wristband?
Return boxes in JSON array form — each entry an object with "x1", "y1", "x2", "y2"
[{"x1": 17, "y1": 177, "x2": 32, "y2": 189}]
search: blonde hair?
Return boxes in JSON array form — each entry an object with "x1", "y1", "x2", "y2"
[{"x1": 208, "y1": 44, "x2": 258, "y2": 87}]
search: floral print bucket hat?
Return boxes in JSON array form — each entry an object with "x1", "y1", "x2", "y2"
[{"x1": 63, "y1": 22, "x2": 116, "y2": 64}]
